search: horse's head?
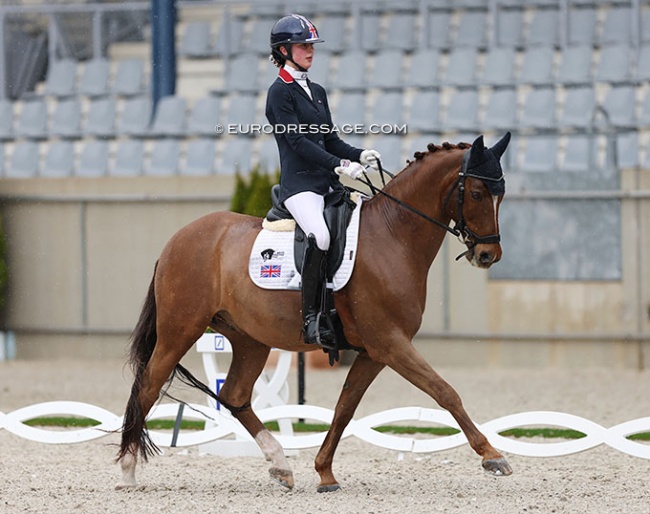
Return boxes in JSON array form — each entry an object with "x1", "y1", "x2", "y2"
[{"x1": 450, "y1": 132, "x2": 510, "y2": 269}]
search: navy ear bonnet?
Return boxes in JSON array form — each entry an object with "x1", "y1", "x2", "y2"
[{"x1": 462, "y1": 132, "x2": 511, "y2": 196}]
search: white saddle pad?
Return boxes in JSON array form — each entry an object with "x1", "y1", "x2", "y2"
[{"x1": 249, "y1": 195, "x2": 363, "y2": 291}]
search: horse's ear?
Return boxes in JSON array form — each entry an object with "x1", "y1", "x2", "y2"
[
  {"x1": 490, "y1": 131, "x2": 511, "y2": 160},
  {"x1": 471, "y1": 135, "x2": 485, "y2": 156}
]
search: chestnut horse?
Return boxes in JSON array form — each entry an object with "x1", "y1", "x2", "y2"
[{"x1": 116, "y1": 133, "x2": 513, "y2": 492}]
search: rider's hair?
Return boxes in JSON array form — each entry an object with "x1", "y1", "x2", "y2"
[{"x1": 270, "y1": 47, "x2": 286, "y2": 68}]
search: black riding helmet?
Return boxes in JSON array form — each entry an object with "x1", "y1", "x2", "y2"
[{"x1": 269, "y1": 14, "x2": 324, "y2": 71}]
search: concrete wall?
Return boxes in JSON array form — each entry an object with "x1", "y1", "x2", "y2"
[{"x1": 1, "y1": 170, "x2": 648, "y2": 368}]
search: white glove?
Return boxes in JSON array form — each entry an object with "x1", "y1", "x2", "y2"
[
  {"x1": 360, "y1": 149, "x2": 381, "y2": 171},
  {"x1": 334, "y1": 159, "x2": 365, "y2": 180}
]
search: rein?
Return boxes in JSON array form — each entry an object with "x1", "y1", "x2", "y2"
[{"x1": 357, "y1": 154, "x2": 501, "y2": 260}]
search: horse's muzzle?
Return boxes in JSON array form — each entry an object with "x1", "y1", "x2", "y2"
[{"x1": 466, "y1": 244, "x2": 502, "y2": 269}]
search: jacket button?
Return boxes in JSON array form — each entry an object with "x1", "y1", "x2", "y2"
[{"x1": 318, "y1": 140, "x2": 323, "y2": 145}]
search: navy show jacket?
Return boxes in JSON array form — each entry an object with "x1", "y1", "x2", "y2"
[{"x1": 265, "y1": 67, "x2": 363, "y2": 204}]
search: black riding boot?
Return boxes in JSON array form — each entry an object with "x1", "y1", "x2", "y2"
[{"x1": 301, "y1": 234, "x2": 336, "y2": 348}]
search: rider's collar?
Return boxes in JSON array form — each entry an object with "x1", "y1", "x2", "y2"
[{"x1": 280, "y1": 65, "x2": 308, "y2": 82}]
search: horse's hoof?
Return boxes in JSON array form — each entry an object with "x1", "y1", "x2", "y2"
[
  {"x1": 317, "y1": 483, "x2": 341, "y2": 493},
  {"x1": 482, "y1": 457, "x2": 513, "y2": 476},
  {"x1": 269, "y1": 467, "x2": 294, "y2": 489},
  {"x1": 115, "y1": 482, "x2": 137, "y2": 491}
]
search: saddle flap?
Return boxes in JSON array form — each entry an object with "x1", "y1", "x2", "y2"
[{"x1": 266, "y1": 185, "x2": 293, "y2": 222}]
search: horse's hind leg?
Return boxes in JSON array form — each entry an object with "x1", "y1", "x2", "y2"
[
  {"x1": 374, "y1": 342, "x2": 512, "y2": 476},
  {"x1": 217, "y1": 333, "x2": 294, "y2": 489},
  {"x1": 314, "y1": 351, "x2": 385, "y2": 492}
]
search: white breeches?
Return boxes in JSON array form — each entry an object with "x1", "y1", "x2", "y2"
[{"x1": 284, "y1": 191, "x2": 330, "y2": 251}]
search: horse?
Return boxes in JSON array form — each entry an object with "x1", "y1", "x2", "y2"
[{"x1": 116, "y1": 133, "x2": 513, "y2": 492}]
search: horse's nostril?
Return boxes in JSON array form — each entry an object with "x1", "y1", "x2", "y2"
[{"x1": 479, "y1": 251, "x2": 493, "y2": 264}]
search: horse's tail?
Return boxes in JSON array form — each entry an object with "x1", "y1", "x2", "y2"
[{"x1": 117, "y1": 262, "x2": 160, "y2": 462}]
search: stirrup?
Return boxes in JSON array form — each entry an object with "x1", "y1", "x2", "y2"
[{"x1": 304, "y1": 312, "x2": 337, "y2": 350}]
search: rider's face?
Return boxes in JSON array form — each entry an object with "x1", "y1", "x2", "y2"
[{"x1": 284, "y1": 43, "x2": 314, "y2": 70}]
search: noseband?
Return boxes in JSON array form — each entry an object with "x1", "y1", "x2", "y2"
[{"x1": 357, "y1": 151, "x2": 502, "y2": 261}]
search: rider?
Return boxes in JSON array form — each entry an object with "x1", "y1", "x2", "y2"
[{"x1": 265, "y1": 14, "x2": 381, "y2": 349}]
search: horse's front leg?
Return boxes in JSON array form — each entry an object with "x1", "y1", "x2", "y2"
[
  {"x1": 371, "y1": 340, "x2": 512, "y2": 476},
  {"x1": 315, "y1": 351, "x2": 385, "y2": 492}
]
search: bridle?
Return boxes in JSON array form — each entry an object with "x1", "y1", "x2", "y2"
[{"x1": 356, "y1": 150, "x2": 502, "y2": 261}]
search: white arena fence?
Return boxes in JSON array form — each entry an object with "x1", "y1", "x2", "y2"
[{"x1": 1, "y1": 334, "x2": 649, "y2": 460}]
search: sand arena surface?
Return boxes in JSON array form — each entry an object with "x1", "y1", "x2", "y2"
[{"x1": 1, "y1": 356, "x2": 649, "y2": 513}]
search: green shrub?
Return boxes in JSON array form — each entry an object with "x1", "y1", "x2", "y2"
[{"x1": 230, "y1": 165, "x2": 279, "y2": 216}]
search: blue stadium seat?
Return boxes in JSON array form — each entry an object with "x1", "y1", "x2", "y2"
[
  {"x1": 405, "y1": 49, "x2": 440, "y2": 89},
  {"x1": 184, "y1": 138, "x2": 216, "y2": 176},
  {"x1": 334, "y1": 51, "x2": 367, "y2": 91},
  {"x1": 454, "y1": 11, "x2": 488, "y2": 49},
  {"x1": 445, "y1": 89, "x2": 479, "y2": 131},
  {"x1": 44, "y1": 59, "x2": 77, "y2": 98},
  {"x1": 257, "y1": 137, "x2": 280, "y2": 173},
  {"x1": 526, "y1": 8, "x2": 560, "y2": 47},
  {"x1": 367, "y1": 134, "x2": 404, "y2": 172},
  {"x1": 224, "y1": 95, "x2": 258, "y2": 131},
  {"x1": 148, "y1": 139, "x2": 180, "y2": 175},
  {"x1": 494, "y1": 9, "x2": 524, "y2": 48},
  {"x1": 150, "y1": 96, "x2": 187, "y2": 138},
  {"x1": 307, "y1": 52, "x2": 332, "y2": 88},
  {"x1": 78, "y1": 140, "x2": 109, "y2": 177},
  {"x1": 595, "y1": 45, "x2": 634, "y2": 84},
  {"x1": 43, "y1": 141, "x2": 74, "y2": 177},
  {"x1": 638, "y1": 89, "x2": 650, "y2": 127},
  {"x1": 316, "y1": 16, "x2": 348, "y2": 54},
  {"x1": 600, "y1": 6, "x2": 632, "y2": 46},
  {"x1": 599, "y1": 86, "x2": 637, "y2": 129},
  {"x1": 481, "y1": 89, "x2": 517, "y2": 131},
  {"x1": 615, "y1": 132, "x2": 639, "y2": 169},
  {"x1": 213, "y1": 17, "x2": 244, "y2": 57},
  {"x1": 558, "y1": 87, "x2": 595, "y2": 129},
  {"x1": 568, "y1": 7, "x2": 597, "y2": 46},
  {"x1": 332, "y1": 91, "x2": 366, "y2": 127},
  {"x1": 518, "y1": 46, "x2": 555, "y2": 86},
  {"x1": 427, "y1": 10, "x2": 452, "y2": 50},
  {"x1": 637, "y1": 43, "x2": 650, "y2": 83},
  {"x1": 187, "y1": 96, "x2": 220, "y2": 137},
  {"x1": 224, "y1": 54, "x2": 260, "y2": 94},
  {"x1": 360, "y1": 12, "x2": 381, "y2": 52},
  {"x1": 519, "y1": 88, "x2": 557, "y2": 130},
  {"x1": 114, "y1": 59, "x2": 146, "y2": 97},
  {"x1": 117, "y1": 96, "x2": 151, "y2": 137},
  {"x1": 178, "y1": 21, "x2": 216, "y2": 59},
  {"x1": 8, "y1": 141, "x2": 40, "y2": 178},
  {"x1": 15, "y1": 99, "x2": 47, "y2": 140},
  {"x1": 560, "y1": 134, "x2": 598, "y2": 172},
  {"x1": 520, "y1": 136, "x2": 558, "y2": 173},
  {"x1": 85, "y1": 97, "x2": 117, "y2": 138},
  {"x1": 556, "y1": 45, "x2": 593, "y2": 86},
  {"x1": 247, "y1": 19, "x2": 275, "y2": 55},
  {"x1": 480, "y1": 47, "x2": 516, "y2": 87},
  {"x1": 113, "y1": 140, "x2": 144, "y2": 176},
  {"x1": 441, "y1": 48, "x2": 478, "y2": 87},
  {"x1": 0, "y1": 100, "x2": 14, "y2": 141},
  {"x1": 219, "y1": 138, "x2": 253, "y2": 174},
  {"x1": 370, "y1": 91, "x2": 403, "y2": 125},
  {"x1": 383, "y1": 13, "x2": 417, "y2": 51},
  {"x1": 407, "y1": 90, "x2": 441, "y2": 134},
  {"x1": 368, "y1": 50, "x2": 406, "y2": 90},
  {"x1": 78, "y1": 58, "x2": 110, "y2": 97},
  {"x1": 50, "y1": 98, "x2": 82, "y2": 139}
]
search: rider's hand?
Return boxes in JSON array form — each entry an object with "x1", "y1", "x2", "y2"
[
  {"x1": 360, "y1": 149, "x2": 381, "y2": 171},
  {"x1": 334, "y1": 160, "x2": 365, "y2": 180}
]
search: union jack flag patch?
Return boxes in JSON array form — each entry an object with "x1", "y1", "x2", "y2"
[{"x1": 260, "y1": 264, "x2": 282, "y2": 278}]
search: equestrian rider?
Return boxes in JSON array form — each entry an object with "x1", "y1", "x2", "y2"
[{"x1": 265, "y1": 14, "x2": 381, "y2": 349}]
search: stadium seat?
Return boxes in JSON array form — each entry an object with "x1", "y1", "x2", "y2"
[
  {"x1": 560, "y1": 134, "x2": 598, "y2": 172},
  {"x1": 247, "y1": 19, "x2": 275, "y2": 55},
  {"x1": 219, "y1": 138, "x2": 253, "y2": 174},
  {"x1": 0, "y1": 100, "x2": 14, "y2": 141},
  {"x1": 595, "y1": 45, "x2": 634, "y2": 84},
  {"x1": 383, "y1": 13, "x2": 417, "y2": 51},
  {"x1": 148, "y1": 139, "x2": 180, "y2": 175},
  {"x1": 444, "y1": 89, "x2": 479, "y2": 131},
  {"x1": 642, "y1": 7, "x2": 650, "y2": 44},
  {"x1": 637, "y1": 43, "x2": 650, "y2": 82},
  {"x1": 78, "y1": 58, "x2": 110, "y2": 97},
  {"x1": 223, "y1": 54, "x2": 260, "y2": 94},
  {"x1": 427, "y1": 10, "x2": 452, "y2": 50},
  {"x1": 519, "y1": 88, "x2": 557, "y2": 130},
  {"x1": 480, "y1": 47, "x2": 517, "y2": 87},
  {"x1": 558, "y1": 87, "x2": 595, "y2": 129},
  {"x1": 518, "y1": 46, "x2": 555, "y2": 86},
  {"x1": 526, "y1": 8, "x2": 560, "y2": 47},
  {"x1": 599, "y1": 86, "x2": 637, "y2": 129},
  {"x1": 113, "y1": 140, "x2": 144, "y2": 176},
  {"x1": 360, "y1": 12, "x2": 381, "y2": 52},
  {"x1": 407, "y1": 90, "x2": 441, "y2": 134},
  {"x1": 405, "y1": 49, "x2": 440, "y2": 89},
  {"x1": 187, "y1": 96, "x2": 221, "y2": 137},
  {"x1": 567, "y1": 7, "x2": 597, "y2": 46},
  {"x1": 368, "y1": 50, "x2": 406, "y2": 90},
  {"x1": 370, "y1": 91, "x2": 403, "y2": 125},
  {"x1": 42, "y1": 141, "x2": 74, "y2": 177},
  {"x1": 224, "y1": 95, "x2": 258, "y2": 131},
  {"x1": 615, "y1": 132, "x2": 639, "y2": 169},
  {"x1": 44, "y1": 59, "x2": 77, "y2": 98},
  {"x1": 50, "y1": 98, "x2": 82, "y2": 139},
  {"x1": 316, "y1": 16, "x2": 348, "y2": 54},
  {"x1": 441, "y1": 48, "x2": 478, "y2": 87},
  {"x1": 78, "y1": 140, "x2": 109, "y2": 177},
  {"x1": 481, "y1": 89, "x2": 518, "y2": 130},
  {"x1": 454, "y1": 11, "x2": 488, "y2": 49},
  {"x1": 178, "y1": 21, "x2": 215, "y2": 58},
  {"x1": 307, "y1": 51, "x2": 332, "y2": 88},
  {"x1": 520, "y1": 136, "x2": 558, "y2": 173},
  {"x1": 333, "y1": 91, "x2": 366, "y2": 127},
  {"x1": 8, "y1": 141, "x2": 40, "y2": 178},
  {"x1": 257, "y1": 137, "x2": 280, "y2": 173},
  {"x1": 494, "y1": 9, "x2": 524, "y2": 48},
  {"x1": 15, "y1": 99, "x2": 48, "y2": 140},
  {"x1": 117, "y1": 96, "x2": 151, "y2": 137},
  {"x1": 334, "y1": 51, "x2": 367, "y2": 91},
  {"x1": 600, "y1": 6, "x2": 632, "y2": 46},
  {"x1": 213, "y1": 17, "x2": 244, "y2": 57},
  {"x1": 150, "y1": 96, "x2": 187, "y2": 137},
  {"x1": 638, "y1": 89, "x2": 650, "y2": 127},
  {"x1": 85, "y1": 97, "x2": 117, "y2": 138},
  {"x1": 556, "y1": 45, "x2": 593, "y2": 86},
  {"x1": 184, "y1": 138, "x2": 216, "y2": 175},
  {"x1": 114, "y1": 59, "x2": 146, "y2": 97},
  {"x1": 367, "y1": 134, "x2": 404, "y2": 172}
]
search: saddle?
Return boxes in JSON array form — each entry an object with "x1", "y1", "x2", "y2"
[{"x1": 266, "y1": 185, "x2": 358, "y2": 280}]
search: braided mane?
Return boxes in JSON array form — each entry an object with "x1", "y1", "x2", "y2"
[{"x1": 408, "y1": 141, "x2": 472, "y2": 165}]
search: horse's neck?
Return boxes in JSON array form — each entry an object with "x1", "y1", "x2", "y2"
[{"x1": 366, "y1": 153, "x2": 460, "y2": 271}]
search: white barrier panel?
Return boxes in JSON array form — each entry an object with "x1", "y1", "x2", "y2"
[{"x1": 1, "y1": 402, "x2": 649, "y2": 460}]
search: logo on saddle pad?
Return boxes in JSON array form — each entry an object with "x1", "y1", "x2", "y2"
[{"x1": 248, "y1": 195, "x2": 363, "y2": 291}]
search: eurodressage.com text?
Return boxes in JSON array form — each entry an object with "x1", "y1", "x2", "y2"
[{"x1": 214, "y1": 123, "x2": 409, "y2": 136}]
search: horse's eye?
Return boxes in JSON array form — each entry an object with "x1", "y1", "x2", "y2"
[{"x1": 470, "y1": 191, "x2": 483, "y2": 201}]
